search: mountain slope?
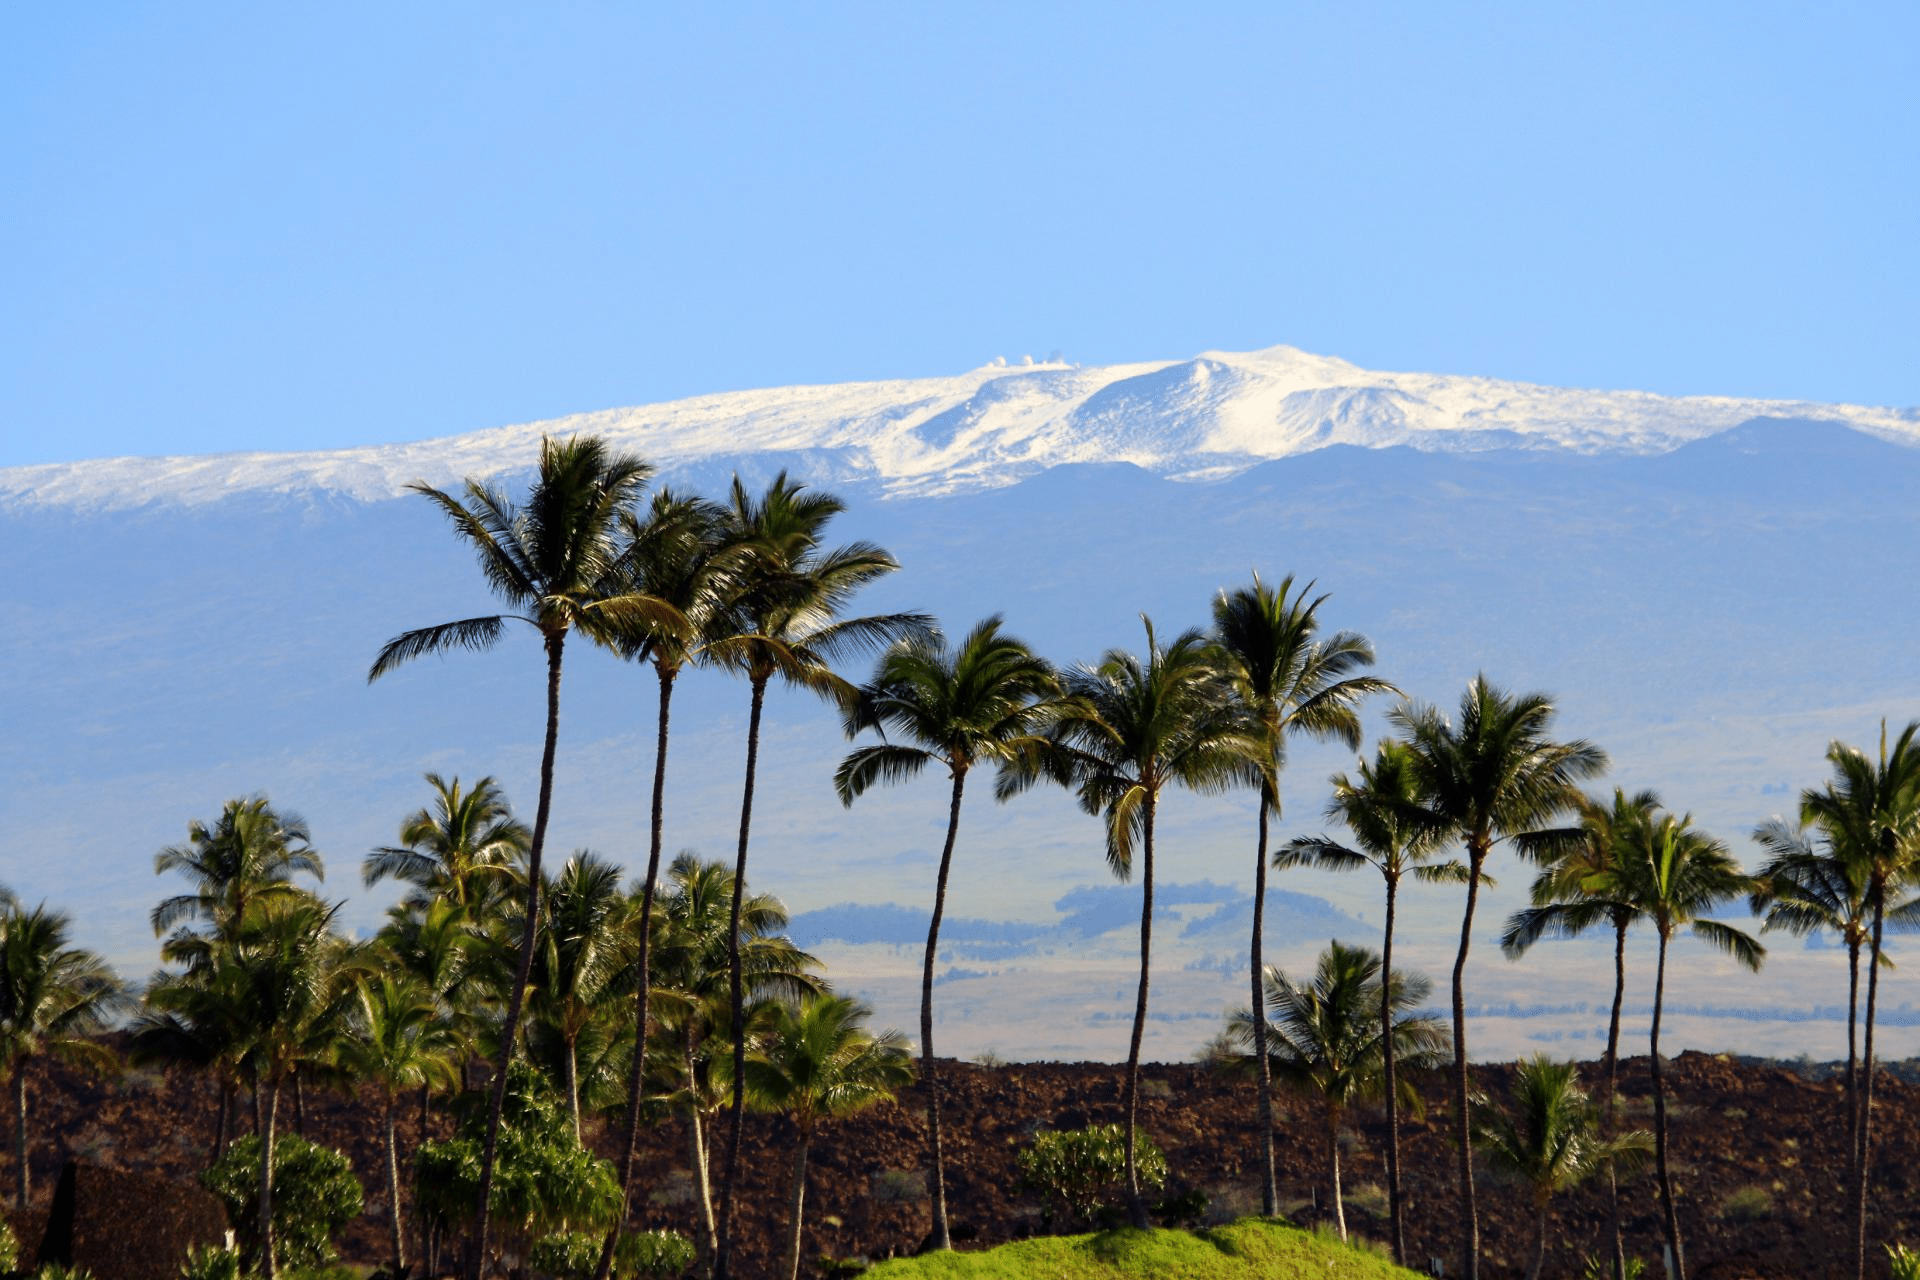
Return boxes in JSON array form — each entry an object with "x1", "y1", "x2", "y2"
[{"x1": 4, "y1": 345, "x2": 1916, "y2": 510}]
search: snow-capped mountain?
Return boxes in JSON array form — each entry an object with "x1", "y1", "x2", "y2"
[{"x1": 5, "y1": 345, "x2": 1916, "y2": 511}]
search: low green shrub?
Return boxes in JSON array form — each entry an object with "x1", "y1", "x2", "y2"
[
  {"x1": 202, "y1": 1134, "x2": 364, "y2": 1271},
  {"x1": 1016, "y1": 1124, "x2": 1168, "y2": 1229},
  {"x1": 1580, "y1": 1253, "x2": 1645, "y2": 1279},
  {"x1": 0, "y1": 1217, "x2": 16, "y2": 1274},
  {"x1": 1887, "y1": 1242, "x2": 1920, "y2": 1280},
  {"x1": 528, "y1": 1228, "x2": 695, "y2": 1279},
  {"x1": 177, "y1": 1245, "x2": 248, "y2": 1280},
  {"x1": 1717, "y1": 1184, "x2": 1774, "y2": 1223}
]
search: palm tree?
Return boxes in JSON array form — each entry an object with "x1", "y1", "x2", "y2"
[
  {"x1": 1620, "y1": 805, "x2": 1763, "y2": 1280},
  {"x1": 647, "y1": 853, "x2": 822, "y2": 1270},
  {"x1": 1472, "y1": 1056, "x2": 1653, "y2": 1280},
  {"x1": 591, "y1": 489, "x2": 737, "y2": 1280},
  {"x1": 0, "y1": 902, "x2": 125, "y2": 1206},
  {"x1": 368, "y1": 434, "x2": 684, "y2": 1280},
  {"x1": 1500, "y1": 787, "x2": 1661, "y2": 1280},
  {"x1": 1230, "y1": 940, "x2": 1445, "y2": 1242},
  {"x1": 835, "y1": 614, "x2": 1068, "y2": 1250},
  {"x1": 223, "y1": 895, "x2": 361, "y2": 1278},
  {"x1": 745, "y1": 993, "x2": 915, "y2": 1280},
  {"x1": 1210, "y1": 574, "x2": 1394, "y2": 1221},
  {"x1": 1794, "y1": 722, "x2": 1920, "y2": 1280},
  {"x1": 704, "y1": 471, "x2": 927, "y2": 1280},
  {"x1": 523, "y1": 852, "x2": 636, "y2": 1140},
  {"x1": 1010, "y1": 617, "x2": 1261, "y2": 1227},
  {"x1": 1748, "y1": 814, "x2": 1873, "y2": 1209},
  {"x1": 1391, "y1": 676, "x2": 1606, "y2": 1280},
  {"x1": 1280, "y1": 740, "x2": 1464, "y2": 1263},
  {"x1": 153, "y1": 796, "x2": 325, "y2": 960},
  {"x1": 336, "y1": 974, "x2": 462, "y2": 1276},
  {"x1": 363, "y1": 774, "x2": 530, "y2": 913}
]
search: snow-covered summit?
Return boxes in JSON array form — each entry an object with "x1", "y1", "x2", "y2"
[{"x1": 6, "y1": 345, "x2": 1917, "y2": 511}]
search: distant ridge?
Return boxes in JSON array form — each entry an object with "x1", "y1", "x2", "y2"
[{"x1": 4, "y1": 345, "x2": 1917, "y2": 512}]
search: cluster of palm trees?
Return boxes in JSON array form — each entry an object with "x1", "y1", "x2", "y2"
[
  {"x1": 7, "y1": 429, "x2": 1915, "y2": 1280},
  {"x1": 129, "y1": 783, "x2": 906, "y2": 1280}
]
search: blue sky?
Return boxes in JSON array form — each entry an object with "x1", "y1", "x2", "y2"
[{"x1": 4, "y1": 2, "x2": 1916, "y2": 467}]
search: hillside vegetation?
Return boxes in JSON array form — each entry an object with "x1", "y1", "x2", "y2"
[{"x1": 864, "y1": 1221, "x2": 1421, "y2": 1280}]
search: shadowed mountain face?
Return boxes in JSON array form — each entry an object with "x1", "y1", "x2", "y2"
[{"x1": 4, "y1": 416, "x2": 1918, "y2": 1060}]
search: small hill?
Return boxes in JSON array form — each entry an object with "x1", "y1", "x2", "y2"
[{"x1": 864, "y1": 1221, "x2": 1421, "y2": 1279}]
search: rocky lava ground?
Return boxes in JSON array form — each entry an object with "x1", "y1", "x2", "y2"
[{"x1": 8, "y1": 1047, "x2": 1911, "y2": 1279}]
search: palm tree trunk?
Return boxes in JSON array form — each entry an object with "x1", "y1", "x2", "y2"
[
  {"x1": 419, "y1": 1082, "x2": 434, "y2": 1268},
  {"x1": 1527, "y1": 1199, "x2": 1549, "y2": 1280},
  {"x1": 716, "y1": 672, "x2": 769, "y2": 1280},
  {"x1": 472, "y1": 629, "x2": 566, "y2": 1280},
  {"x1": 1326, "y1": 1106, "x2": 1347, "y2": 1243},
  {"x1": 1845, "y1": 938, "x2": 1860, "y2": 1215},
  {"x1": 293, "y1": 1071, "x2": 306, "y2": 1137},
  {"x1": 258, "y1": 1077, "x2": 281, "y2": 1279},
  {"x1": 1651, "y1": 927, "x2": 1686, "y2": 1280},
  {"x1": 784, "y1": 1132, "x2": 813, "y2": 1280},
  {"x1": 213, "y1": 1078, "x2": 230, "y2": 1167},
  {"x1": 1250, "y1": 798, "x2": 1279, "y2": 1220},
  {"x1": 1381, "y1": 873, "x2": 1405, "y2": 1265},
  {"x1": 1451, "y1": 844, "x2": 1486, "y2": 1280},
  {"x1": 13, "y1": 1070, "x2": 28, "y2": 1209},
  {"x1": 1854, "y1": 898, "x2": 1886, "y2": 1280},
  {"x1": 1605, "y1": 914, "x2": 1628, "y2": 1280},
  {"x1": 384, "y1": 1096, "x2": 407, "y2": 1276},
  {"x1": 564, "y1": 1040, "x2": 582, "y2": 1144},
  {"x1": 918, "y1": 767, "x2": 967, "y2": 1252},
  {"x1": 1121, "y1": 790, "x2": 1157, "y2": 1230},
  {"x1": 598, "y1": 663, "x2": 678, "y2": 1280},
  {"x1": 691, "y1": 1103, "x2": 717, "y2": 1273}
]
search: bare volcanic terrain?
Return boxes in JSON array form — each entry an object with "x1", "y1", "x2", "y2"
[{"x1": 3, "y1": 1046, "x2": 1913, "y2": 1279}]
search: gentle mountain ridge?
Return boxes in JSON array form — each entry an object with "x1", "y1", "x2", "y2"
[{"x1": 6, "y1": 345, "x2": 1917, "y2": 511}]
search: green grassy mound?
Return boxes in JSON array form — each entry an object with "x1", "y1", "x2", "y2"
[{"x1": 862, "y1": 1219, "x2": 1424, "y2": 1279}]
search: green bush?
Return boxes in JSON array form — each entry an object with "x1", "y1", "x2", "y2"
[
  {"x1": 528, "y1": 1228, "x2": 696, "y2": 1279},
  {"x1": 0, "y1": 1217, "x2": 16, "y2": 1274},
  {"x1": 1016, "y1": 1124, "x2": 1168, "y2": 1228},
  {"x1": 1581, "y1": 1253, "x2": 1645, "y2": 1280},
  {"x1": 415, "y1": 1061, "x2": 621, "y2": 1256},
  {"x1": 1888, "y1": 1243, "x2": 1920, "y2": 1280},
  {"x1": 1717, "y1": 1184, "x2": 1774, "y2": 1223},
  {"x1": 177, "y1": 1245, "x2": 248, "y2": 1280},
  {"x1": 202, "y1": 1134, "x2": 363, "y2": 1271}
]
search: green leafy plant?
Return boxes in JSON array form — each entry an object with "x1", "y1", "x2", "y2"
[
  {"x1": 1582, "y1": 1254, "x2": 1646, "y2": 1280},
  {"x1": 1015, "y1": 1124, "x2": 1167, "y2": 1229},
  {"x1": 1887, "y1": 1243, "x2": 1920, "y2": 1280},
  {"x1": 1717, "y1": 1184, "x2": 1774, "y2": 1223},
  {"x1": 178, "y1": 1245, "x2": 248, "y2": 1280},
  {"x1": 528, "y1": 1228, "x2": 695, "y2": 1279},
  {"x1": 203, "y1": 1134, "x2": 363, "y2": 1272}
]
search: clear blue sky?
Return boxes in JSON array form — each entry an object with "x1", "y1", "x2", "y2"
[{"x1": 4, "y1": 3, "x2": 1915, "y2": 467}]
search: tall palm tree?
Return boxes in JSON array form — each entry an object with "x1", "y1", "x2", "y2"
[
  {"x1": 523, "y1": 853, "x2": 636, "y2": 1140},
  {"x1": 835, "y1": 614, "x2": 1069, "y2": 1250},
  {"x1": 368, "y1": 434, "x2": 684, "y2": 1280},
  {"x1": 1471, "y1": 1056, "x2": 1653, "y2": 1280},
  {"x1": 337, "y1": 974, "x2": 462, "y2": 1276},
  {"x1": 1280, "y1": 740, "x2": 1464, "y2": 1263},
  {"x1": 1209, "y1": 574, "x2": 1394, "y2": 1220},
  {"x1": 1009, "y1": 617, "x2": 1261, "y2": 1227},
  {"x1": 1748, "y1": 814, "x2": 1873, "y2": 1210},
  {"x1": 591, "y1": 490, "x2": 737, "y2": 1280},
  {"x1": 704, "y1": 471, "x2": 927, "y2": 1280},
  {"x1": 1500, "y1": 787, "x2": 1661, "y2": 1280},
  {"x1": 224, "y1": 895, "x2": 362, "y2": 1278},
  {"x1": 363, "y1": 774, "x2": 530, "y2": 914},
  {"x1": 153, "y1": 797, "x2": 324, "y2": 960},
  {"x1": 0, "y1": 903, "x2": 125, "y2": 1207},
  {"x1": 1391, "y1": 676, "x2": 1606, "y2": 1280},
  {"x1": 648, "y1": 853, "x2": 823, "y2": 1271},
  {"x1": 1795, "y1": 722, "x2": 1920, "y2": 1280},
  {"x1": 745, "y1": 993, "x2": 915, "y2": 1280},
  {"x1": 1620, "y1": 805, "x2": 1763, "y2": 1280},
  {"x1": 1231, "y1": 940, "x2": 1445, "y2": 1243}
]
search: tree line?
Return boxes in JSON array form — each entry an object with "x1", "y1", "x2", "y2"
[{"x1": 3, "y1": 432, "x2": 1914, "y2": 1280}]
